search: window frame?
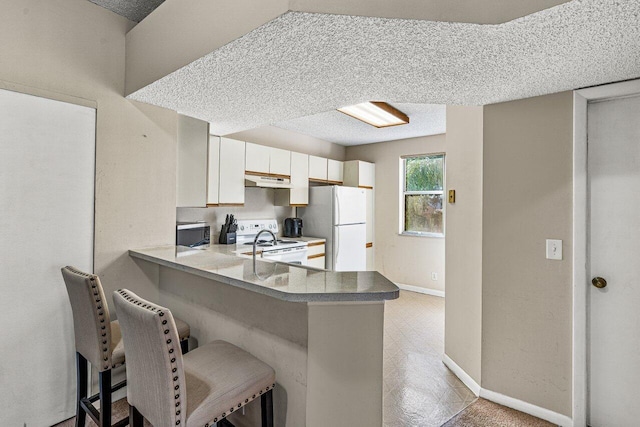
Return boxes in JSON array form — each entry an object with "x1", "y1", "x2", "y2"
[{"x1": 400, "y1": 153, "x2": 446, "y2": 238}]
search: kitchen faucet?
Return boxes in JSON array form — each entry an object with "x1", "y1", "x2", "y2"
[{"x1": 253, "y1": 229, "x2": 277, "y2": 273}]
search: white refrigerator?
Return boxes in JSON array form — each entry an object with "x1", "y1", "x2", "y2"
[{"x1": 299, "y1": 186, "x2": 366, "y2": 271}]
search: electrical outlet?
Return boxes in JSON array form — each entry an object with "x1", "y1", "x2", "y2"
[
  {"x1": 431, "y1": 272, "x2": 438, "y2": 281},
  {"x1": 546, "y1": 239, "x2": 563, "y2": 260}
]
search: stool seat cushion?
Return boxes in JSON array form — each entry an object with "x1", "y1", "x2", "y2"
[
  {"x1": 110, "y1": 320, "x2": 125, "y2": 367},
  {"x1": 185, "y1": 340, "x2": 276, "y2": 426},
  {"x1": 174, "y1": 317, "x2": 191, "y2": 341},
  {"x1": 110, "y1": 317, "x2": 190, "y2": 368}
]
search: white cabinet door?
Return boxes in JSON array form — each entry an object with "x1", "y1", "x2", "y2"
[
  {"x1": 327, "y1": 159, "x2": 343, "y2": 183},
  {"x1": 343, "y1": 160, "x2": 375, "y2": 188},
  {"x1": 359, "y1": 161, "x2": 375, "y2": 188},
  {"x1": 245, "y1": 142, "x2": 269, "y2": 174},
  {"x1": 309, "y1": 155, "x2": 328, "y2": 181},
  {"x1": 290, "y1": 151, "x2": 309, "y2": 205},
  {"x1": 308, "y1": 256, "x2": 326, "y2": 269},
  {"x1": 176, "y1": 114, "x2": 208, "y2": 207},
  {"x1": 219, "y1": 137, "x2": 245, "y2": 204},
  {"x1": 270, "y1": 147, "x2": 291, "y2": 176},
  {"x1": 206, "y1": 135, "x2": 220, "y2": 205}
]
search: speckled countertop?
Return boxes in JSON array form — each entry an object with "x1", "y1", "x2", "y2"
[{"x1": 129, "y1": 245, "x2": 398, "y2": 303}]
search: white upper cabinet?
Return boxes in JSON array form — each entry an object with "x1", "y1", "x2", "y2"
[
  {"x1": 344, "y1": 160, "x2": 375, "y2": 188},
  {"x1": 177, "y1": 115, "x2": 209, "y2": 207},
  {"x1": 245, "y1": 142, "x2": 270, "y2": 174},
  {"x1": 309, "y1": 155, "x2": 328, "y2": 181},
  {"x1": 360, "y1": 161, "x2": 375, "y2": 188},
  {"x1": 246, "y1": 143, "x2": 291, "y2": 177},
  {"x1": 219, "y1": 137, "x2": 245, "y2": 205},
  {"x1": 269, "y1": 147, "x2": 291, "y2": 176},
  {"x1": 327, "y1": 159, "x2": 344, "y2": 183},
  {"x1": 289, "y1": 152, "x2": 309, "y2": 205},
  {"x1": 206, "y1": 135, "x2": 220, "y2": 205}
]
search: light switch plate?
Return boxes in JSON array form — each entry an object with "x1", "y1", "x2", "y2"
[{"x1": 546, "y1": 239, "x2": 563, "y2": 260}]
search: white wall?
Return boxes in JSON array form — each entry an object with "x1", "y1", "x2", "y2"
[
  {"x1": 0, "y1": 1, "x2": 179, "y2": 424},
  {"x1": 345, "y1": 134, "x2": 446, "y2": 292}
]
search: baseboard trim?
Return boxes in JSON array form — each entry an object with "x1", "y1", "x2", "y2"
[
  {"x1": 396, "y1": 283, "x2": 445, "y2": 298},
  {"x1": 442, "y1": 354, "x2": 481, "y2": 396},
  {"x1": 443, "y1": 355, "x2": 573, "y2": 427},
  {"x1": 479, "y1": 389, "x2": 573, "y2": 427}
]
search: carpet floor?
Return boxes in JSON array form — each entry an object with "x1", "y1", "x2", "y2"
[{"x1": 440, "y1": 398, "x2": 556, "y2": 427}]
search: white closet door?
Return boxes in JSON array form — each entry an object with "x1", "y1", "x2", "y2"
[
  {"x1": 0, "y1": 89, "x2": 95, "y2": 426},
  {"x1": 588, "y1": 94, "x2": 640, "y2": 427}
]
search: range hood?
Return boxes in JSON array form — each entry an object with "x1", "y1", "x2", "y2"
[{"x1": 244, "y1": 174, "x2": 293, "y2": 189}]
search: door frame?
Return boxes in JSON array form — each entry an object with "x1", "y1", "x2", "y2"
[{"x1": 572, "y1": 78, "x2": 640, "y2": 427}]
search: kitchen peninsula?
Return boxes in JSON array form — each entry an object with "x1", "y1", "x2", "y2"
[{"x1": 129, "y1": 245, "x2": 399, "y2": 427}]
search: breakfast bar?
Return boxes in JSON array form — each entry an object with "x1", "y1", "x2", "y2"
[{"x1": 129, "y1": 245, "x2": 399, "y2": 427}]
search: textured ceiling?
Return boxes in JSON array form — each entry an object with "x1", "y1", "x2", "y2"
[
  {"x1": 127, "y1": 0, "x2": 640, "y2": 144},
  {"x1": 88, "y1": 0, "x2": 164, "y2": 22},
  {"x1": 275, "y1": 104, "x2": 446, "y2": 145}
]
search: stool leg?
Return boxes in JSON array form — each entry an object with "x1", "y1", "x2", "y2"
[
  {"x1": 261, "y1": 390, "x2": 273, "y2": 427},
  {"x1": 75, "y1": 353, "x2": 88, "y2": 427},
  {"x1": 99, "y1": 369, "x2": 112, "y2": 427},
  {"x1": 129, "y1": 405, "x2": 144, "y2": 427},
  {"x1": 180, "y1": 338, "x2": 189, "y2": 354}
]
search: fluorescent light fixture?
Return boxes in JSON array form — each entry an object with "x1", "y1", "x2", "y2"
[{"x1": 337, "y1": 102, "x2": 409, "y2": 128}]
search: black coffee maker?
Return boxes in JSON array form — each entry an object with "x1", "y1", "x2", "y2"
[{"x1": 283, "y1": 218, "x2": 303, "y2": 237}]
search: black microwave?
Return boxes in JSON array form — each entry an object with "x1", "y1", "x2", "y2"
[{"x1": 176, "y1": 222, "x2": 210, "y2": 247}]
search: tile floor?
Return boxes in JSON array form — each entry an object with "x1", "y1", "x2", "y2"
[{"x1": 383, "y1": 290, "x2": 477, "y2": 427}]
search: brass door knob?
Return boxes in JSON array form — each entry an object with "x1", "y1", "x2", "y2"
[{"x1": 592, "y1": 277, "x2": 607, "y2": 289}]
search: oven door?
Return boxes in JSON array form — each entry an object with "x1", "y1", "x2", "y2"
[{"x1": 261, "y1": 246, "x2": 308, "y2": 266}]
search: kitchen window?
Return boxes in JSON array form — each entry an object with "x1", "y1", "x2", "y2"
[{"x1": 401, "y1": 154, "x2": 445, "y2": 237}]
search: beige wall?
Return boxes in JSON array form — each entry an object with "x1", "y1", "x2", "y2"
[
  {"x1": 0, "y1": 1, "x2": 178, "y2": 424},
  {"x1": 125, "y1": 0, "x2": 290, "y2": 95},
  {"x1": 227, "y1": 125, "x2": 346, "y2": 160},
  {"x1": 482, "y1": 92, "x2": 573, "y2": 416},
  {"x1": 444, "y1": 106, "x2": 483, "y2": 384},
  {"x1": 345, "y1": 135, "x2": 446, "y2": 292},
  {"x1": 177, "y1": 187, "x2": 295, "y2": 241},
  {"x1": 125, "y1": 0, "x2": 570, "y2": 95}
]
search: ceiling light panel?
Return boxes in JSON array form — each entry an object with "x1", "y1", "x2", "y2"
[{"x1": 338, "y1": 102, "x2": 409, "y2": 128}]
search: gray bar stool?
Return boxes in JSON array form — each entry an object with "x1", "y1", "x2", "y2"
[
  {"x1": 61, "y1": 266, "x2": 191, "y2": 427},
  {"x1": 113, "y1": 288, "x2": 275, "y2": 427}
]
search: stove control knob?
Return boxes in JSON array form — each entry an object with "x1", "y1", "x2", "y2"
[{"x1": 240, "y1": 225, "x2": 244, "y2": 231}]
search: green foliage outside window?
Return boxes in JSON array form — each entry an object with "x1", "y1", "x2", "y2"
[{"x1": 403, "y1": 154, "x2": 444, "y2": 235}]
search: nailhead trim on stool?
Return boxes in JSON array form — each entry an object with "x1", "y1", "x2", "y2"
[
  {"x1": 204, "y1": 383, "x2": 276, "y2": 425},
  {"x1": 117, "y1": 289, "x2": 184, "y2": 427}
]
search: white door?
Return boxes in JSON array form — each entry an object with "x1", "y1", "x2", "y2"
[
  {"x1": 333, "y1": 223, "x2": 366, "y2": 271},
  {"x1": 334, "y1": 186, "x2": 366, "y2": 225},
  {"x1": 0, "y1": 89, "x2": 95, "y2": 426},
  {"x1": 588, "y1": 94, "x2": 640, "y2": 426}
]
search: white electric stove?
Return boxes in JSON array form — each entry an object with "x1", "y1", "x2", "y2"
[{"x1": 235, "y1": 219, "x2": 308, "y2": 265}]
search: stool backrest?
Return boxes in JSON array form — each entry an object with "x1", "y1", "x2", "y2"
[
  {"x1": 61, "y1": 266, "x2": 113, "y2": 372},
  {"x1": 113, "y1": 289, "x2": 187, "y2": 427}
]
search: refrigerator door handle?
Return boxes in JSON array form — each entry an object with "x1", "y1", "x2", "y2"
[{"x1": 336, "y1": 190, "x2": 341, "y2": 225}]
